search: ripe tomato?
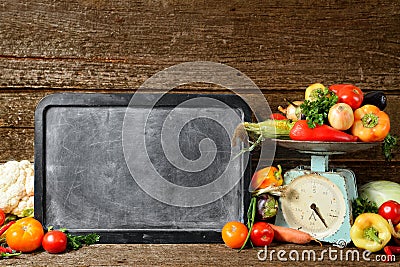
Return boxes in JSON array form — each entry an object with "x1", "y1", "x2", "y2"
[
  {"x1": 0, "y1": 209, "x2": 5, "y2": 226},
  {"x1": 336, "y1": 84, "x2": 363, "y2": 110},
  {"x1": 378, "y1": 200, "x2": 400, "y2": 225},
  {"x1": 250, "y1": 222, "x2": 274, "y2": 247},
  {"x1": 221, "y1": 221, "x2": 248, "y2": 249},
  {"x1": 42, "y1": 230, "x2": 68, "y2": 254},
  {"x1": 329, "y1": 84, "x2": 352, "y2": 94},
  {"x1": 328, "y1": 103, "x2": 354, "y2": 130},
  {"x1": 6, "y1": 217, "x2": 45, "y2": 252}
]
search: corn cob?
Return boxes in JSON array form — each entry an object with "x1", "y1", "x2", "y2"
[{"x1": 232, "y1": 119, "x2": 294, "y2": 157}]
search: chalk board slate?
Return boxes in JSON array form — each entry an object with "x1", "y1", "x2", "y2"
[{"x1": 34, "y1": 93, "x2": 251, "y2": 243}]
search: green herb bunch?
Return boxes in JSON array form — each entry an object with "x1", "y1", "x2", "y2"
[
  {"x1": 300, "y1": 88, "x2": 338, "y2": 128},
  {"x1": 383, "y1": 133, "x2": 399, "y2": 161},
  {"x1": 352, "y1": 197, "x2": 378, "y2": 219}
]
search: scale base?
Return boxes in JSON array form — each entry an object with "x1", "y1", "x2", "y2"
[{"x1": 275, "y1": 166, "x2": 358, "y2": 245}]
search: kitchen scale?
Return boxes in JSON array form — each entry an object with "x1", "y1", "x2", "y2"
[{"x1": 273, "y1": 140, "x2": 379, "y2": 245}]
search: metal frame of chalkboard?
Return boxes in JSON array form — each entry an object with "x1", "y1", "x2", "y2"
[{"x1": 34, "y1": 93, "x2": 252, "y2": 244}]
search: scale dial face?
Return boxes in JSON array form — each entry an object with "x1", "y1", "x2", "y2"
[{"x1": 280, "y1": 174, "x2": 346, "y2": 239}]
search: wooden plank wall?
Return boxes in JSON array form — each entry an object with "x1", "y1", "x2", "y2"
[{"x1": 1, "y1": 0, "x2": 399, "y2": 185}]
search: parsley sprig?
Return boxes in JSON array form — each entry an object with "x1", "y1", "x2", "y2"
[
  {"x1": 65, "y1": 233, "x2": 100, "y2": 250},
  {"x1": 352, "y1": 197, "x2": 378, "y2": 219},
  {"x1": 300, "y1": 88, "x2": 338, "y2": 128},
  {"x1": 383, "y1": 133, "x2": 398, "y2": 161},
  {"x1": 57, "y1": 228, "x2": 100, "y2": 250}
]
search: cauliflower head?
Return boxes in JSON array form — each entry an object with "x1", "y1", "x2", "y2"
[{"x1": 0, "y1": 160, "x2": 34, "y2": 217}]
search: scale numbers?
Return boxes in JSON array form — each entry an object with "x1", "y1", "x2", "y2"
[{"x1": 280, "y1": 174, "x2": 346, "y2": 239}]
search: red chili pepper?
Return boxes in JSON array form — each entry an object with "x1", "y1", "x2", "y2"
[
  {"x1": 0, "y1": 247, "x2": 13, "y2": 253},
  {"x1": 383, "y1": 246, "x2": 393, "y2": 262},
  {"x1": 383, "y1": 246, "x2": 400, "y2": 262},
  {"x1": 269, "y1": 113, "x2": 287, "y2": 120},
  {"x1": 385, "y1": 246, "x2": 400, "y2": 254},
  {"x1": 0, "y1": 221, "x2": 15, "y2": 236},
  {"x1": 290, "y1": 120, "x2": 358, "y2": 142}
]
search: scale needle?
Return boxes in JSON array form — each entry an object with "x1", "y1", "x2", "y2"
[{"x1": 310, "y1": 203, "x2": 328, "y2": 228}]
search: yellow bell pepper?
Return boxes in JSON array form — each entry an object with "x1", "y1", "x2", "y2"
[
  {"x1": 305, "y1": 83, "x2": 325, "y2": 101},
  {"x1": 350, "y1": 213, "x2": 391, "y2": 252}
]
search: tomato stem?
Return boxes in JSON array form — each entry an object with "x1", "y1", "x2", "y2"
[{"x1": 361, "y1": 113, "x2": 379, "y2": 128}]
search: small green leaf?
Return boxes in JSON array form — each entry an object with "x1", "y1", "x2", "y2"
[
  {"x1": 352, "y1": 197, "x2": 378, "y2": 219},
  {"x1": 21, "y1": 208, "x2": 34, "y2": 218},
  {"x1": 66, "y1": 233, "x2": 100, "y2": 250},
  {"x1": 383, "y1": 133, "x2": 398, "y2": 161}
]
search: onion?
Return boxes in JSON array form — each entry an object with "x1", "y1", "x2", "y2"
[
  {"x1": 278, "y1": 101, "x2": 303, "y2": 121},
  {"x1": 328, "y1": 103, "x2": 354, "y2": 130}
]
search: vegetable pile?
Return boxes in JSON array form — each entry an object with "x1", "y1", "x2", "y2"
[
  {"x1": 0, "y1": 215, "x2": 100, "y2": 259},
  {"x1": 221, "y1": 165, "x2": 322, "y2": 251},
  {"x1": 351, "y1": 182, "x2": 400, "y2": 255},
  {"x1": 0, "y1": 159, "x2": 100, "y2": 259},
  {"x1": 221, "y1": 163, "x2": 400, "y2": 259},
  {"x1": 350, "y1": 190, "x2": 400, "y2": 255},
  {"x1": 228, "y1": 83, "x2": 400, "y2": 257},
  {"x1": 234, "y1": 83, "x2": 398, "y2": 161}
]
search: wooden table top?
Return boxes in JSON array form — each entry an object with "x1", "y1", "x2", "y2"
[{"x1": 0, "y1": 243, "x2": 398, "y2": 266}]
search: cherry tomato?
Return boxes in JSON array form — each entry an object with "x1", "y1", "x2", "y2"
[
  {"x1": 0, "y1": 209, "x2": 5, "y2": 226},
  {"x1": 378, "y1": 200, "x2": 400, "y2": 225},
  {"x1": 6, "y1": 217, "x2": 45, "y2": 252},
  {"x1": 336, "y1": 84, "x2": 363, "y2": 110},
  {"x1": 221, "y1": 221, "x2": 248, "y2": 249},
  {"x1": 250, "y1": 222, "x2": 274, "y2": 247},
  {"x1": 42, "y1": 230, "x2": 68, "y2": 254}
]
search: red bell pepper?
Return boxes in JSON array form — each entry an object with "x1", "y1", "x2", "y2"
[
  {"x1": 269, "y1": 113, "x2": 287, "y2": 120},
  {"x1": 290, "y1": 120, "x2": 358, "y2": 142}
]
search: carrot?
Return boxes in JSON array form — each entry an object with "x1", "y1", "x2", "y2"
[{"x1": 269, "y1": 224, "x2": 322, "y2": 246}]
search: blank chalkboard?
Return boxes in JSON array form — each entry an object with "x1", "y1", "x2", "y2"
[{"x1": 34, "y1": 93, "x2": 251, "y2": 243}]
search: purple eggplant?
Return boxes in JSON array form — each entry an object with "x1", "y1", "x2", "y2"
[
  {"x1": 256, "y1": 194, "x2": 278, "y2": 221},
  {"x1": 362, "y1": 91, "x2": 387, "y2": 110}
]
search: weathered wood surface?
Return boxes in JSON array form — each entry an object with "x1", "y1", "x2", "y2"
[
  {"x1": 1, "y1": 90, "x2": 399, "y2": 184},
  {"x1": 1, "y1": 243, "x2": 399, "y2": 267},
  {"x1": 1, "y1": 0, "x2": 399, "y2": 90},
  {"x1": 0, "y1": 1, "x2": 399, "y2": 265}
]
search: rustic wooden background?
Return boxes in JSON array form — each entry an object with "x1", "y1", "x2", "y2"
[
  {"x1": 0, "y1": 0, "x2": 399, "y2": 265},
  {"x1": 1, "y1": 0, "x2": 399, "y2": 183}
]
